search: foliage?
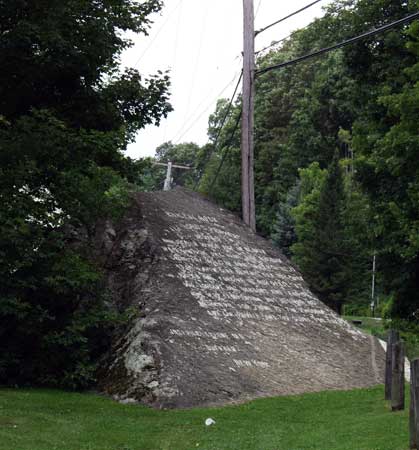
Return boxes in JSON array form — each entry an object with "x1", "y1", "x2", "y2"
[
  {"x1": 198, "y1": 102, "x2": 242, "y2": 213},
  {"x1": 188, "y1": 0, "x2": 419, "y2": 320},
  {"x1": 0, "y1": 245, "x2": 132, "y2": 389},
  {"x1": 0, "y1": 0, "x2": 171, "y2": 388},
  {"x1": 271, "y1": 181, "x2": 300, "y2": 257},
  {"x1": 344, "y1": 315, "x2": 388, "y2": 340},
  {"x1": 155, "y1": 141, "x2": 200, "y2": 188},
  {"x1": 388, "y1": 318, "x2": 419, "y2": 360},
  {"x1": 119, "y1": 156, "x2": 167, "y2": 192},
  {"x1": 0, "y1": 0, "x2": 170, "y2": 136},
  {"x1": 352, "y1": 10, "x2": 419, "y2": 320},
  {"x1": 290, "y1": 162, "x2": 328, "y2": 270},
  {"x1": 291, "y1": 156, "x2": 350, "y2": 314},
  {"x1": 0, "y1": 386, "x2": 410, "y2": 450}
]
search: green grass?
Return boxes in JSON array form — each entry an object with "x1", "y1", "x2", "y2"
[
  {"x1": 344, "y1": 316, "x2": 387, "y2": 340},
  {"x1": 0, "y1": 386, "x2": 410, "y2": 450},
  {"x1": 344, "y1": 316, "x2": 419, "y2": 359}
]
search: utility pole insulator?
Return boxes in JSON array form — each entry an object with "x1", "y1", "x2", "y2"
[{"x1": 242, "y1": 0, "x2": 256, "y2": 232}]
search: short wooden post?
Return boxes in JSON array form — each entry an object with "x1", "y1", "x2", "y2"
[
  {"x1": 391, "y1": 340, "x2": 405, "y2": 411},
  {"x1": 385, "y1": 329, "x2": 400, "y2": 400},
  {"x1": 410, "y1": 359, "x2": 419, "y2": 449}
]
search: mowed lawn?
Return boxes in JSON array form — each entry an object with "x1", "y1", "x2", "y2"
[{"x1": 0, "y1": 386, "x2": 409, "y2": 450}]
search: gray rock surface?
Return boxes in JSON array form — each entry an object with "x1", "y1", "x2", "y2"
[{"x1": 98, "y1": 188, "x2": 385, "y2": 408}]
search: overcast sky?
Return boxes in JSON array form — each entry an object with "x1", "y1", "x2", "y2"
[{"x1": 121, "y1": 0, "x2": 333, "y2": 159}]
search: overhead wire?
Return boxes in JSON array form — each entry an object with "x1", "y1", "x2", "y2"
[
  {"x1": 208, "y1": 6, "x2": 419, "y2": 191},
  {"x1": 255, "y1": 0, "x2": 263, "y2": 19},
  {"x1": 198, "y1": 1, "x2": 324, "y2": 191},
  {"x1": 204, "y1": 72, "x2": 243, "y2": 157},
  {"x1": 255, "y1": 33, "x2": 293, "y2": 56},
  {"x1": 182, "y1": 2, "x2": 209, "y2": 127},
  {"x1": 171, "y1": 62, "x2": 242, "y2": 144},
  {"x1": 208, "y1": 109, "x2": 243, "y2": 193},
  {"x1": 162, "y1": 0, "x2": 183, "y2": 142},
  {"x1": 255, "y1": 0, "x2": 324, "y2": 36},
  {"x1": 132, "y1": 0, "x2": 183, "y2": 68},
  {"x1": 257, "y1": 10, "x2": 419, "y2": 75},
  {"x1": 193, "y1": 72, "x2": 243, "y2": 189}
]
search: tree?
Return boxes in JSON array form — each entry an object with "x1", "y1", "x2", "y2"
[
  {"x1": 271, "y1": 182, "x2": 300, "y2": 257},
  {"x1": 155, "y1": 141, "x2": 200, "y2": 188},
  {"x1": 0, "y1": 1, "x2": 171, "y2": 135},
  {"x1": 181, "y1": 0, "x2": 419, "y2": 321},
  {"x1": 292, "y1": 156, "x2": 349, "y2": 314},
  {"x1": 291, "y1": 162, "x2": 327, "y2": 273},
  {"x1": 353, "y1": 16, "x2": 419, "y2": 320},
  {"x1": 0, "y1": 0, "x2": 172, "y2": 388},
  {"x1": 198, "y1": 102, "x2": 242, "y2": 213}
]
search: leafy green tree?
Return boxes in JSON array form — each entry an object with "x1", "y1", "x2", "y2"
[
  {"x1": 353, "y1": 16, "x2": 419, "y2": 319},
  {"x1": 198, "y1": 102, "x2": 242, "y2": 213},
  {"x1": 118, "y1": 157, "x2": 165, "y2": 192},
  {"x1": 0, "y1": 0, "x2": 171, "y2": 135},
  {"x1": 0, "y1": 0, "x2": 171, "y2": 388},
  {"x1": 155, "y1": 141, "x2": 200, "y2": 188},
  {"x1": 178, "y1": 0, "x2": 419, "y2": 322}
]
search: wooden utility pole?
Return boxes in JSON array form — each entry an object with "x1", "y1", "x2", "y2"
[
  {"x1": 163, "y1": 161, "x2": 173, "y2": 191},
  {"x1": 410, "y1": 358, "x2": 419, "y2": 449},
  {"x1": 371, "y1": 253, "x2": 376, "y2": 316},
  {"x1": 385, "y1": 329, "x2": 400, "y2": 400},
  {"x1": 391, "y1": 339, "x2": 405, "y2": 411},
  {"x1": 153, "y1": 161, "x2": 191, "y2": 191},
  {"x1": 242, "y1": 0, "x2": 256, "y2": 232}
]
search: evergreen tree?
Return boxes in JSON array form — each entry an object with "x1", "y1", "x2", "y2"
[
  {"x1": 293, "y1": 154, "x2": 348, "y2": 314},
  {"x1": 272, "y1": 182, "x2": 300, "y2": 257}
]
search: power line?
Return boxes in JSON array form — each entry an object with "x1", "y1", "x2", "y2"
[
  {"x1": 257, "y1": 10, "x2": 419, "y2": 75},
  {"x1": 255, "y1": 0, "x2": 323, "y2": 36},
  {"x1": 182, "y1": 1, "x2": 209, "y2": 127},
  {"x1": 162, "y1": 0, "x2": 183, "y2": 142},
  {"x1": 206, "y1": 72, "x2": 243, "y2": 156},
  {"x1": 209, "y1": 109, "x2": 242, "y2": 193},
  {"x1": 255, "y1": 0, "x2": 263, "y2": 19},
  {"x1": 172, "y1": 66, "x2": 242, "y2": 144},
  {"x1": 193, "y1": 72, "x2": 243, "y2": 189},
  {"x1": 255, "y1": 33, "x2": 293, "y2": 56},
  {"x1": 133, "y1": 0, "x2": 183, "y2": 68}
]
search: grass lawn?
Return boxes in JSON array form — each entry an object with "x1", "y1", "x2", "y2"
[
  {"x1": 344, "y1": 316, "x2": 419, "y2": 360},
  {"x1": 343, "y1": 316, "x2": 387, "y2": 340},
  {"x1": 0, "y1": 386, "x2": 409, "y2": 450}
]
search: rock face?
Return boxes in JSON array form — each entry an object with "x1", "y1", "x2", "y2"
[{"x1": 98, "y1": 188, "x2": 385, "y2": 408}]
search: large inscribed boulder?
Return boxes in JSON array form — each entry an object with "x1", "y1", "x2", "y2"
[{"x1": 98, "y1": 189, "x2": 384, "y2": 408}]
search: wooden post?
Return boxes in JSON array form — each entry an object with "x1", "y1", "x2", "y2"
[
  {"x1": 163, "y1": 161, "x2": 173, "y2": 191},
  {"x1": 241, "y1": 0, "x2": 256, "y2": 232},
  {"x1": 385, "y1": 329, "x2": 400, "y2": 400},
  {"x1": 153, "y1": 161, "x2": 191, "y2": 191},
  {"x1": 391, "y1": 339, "x2": 405, "y2": 411},
  {"x1": 410, "y1": 359, "x2": 419, "y2": 449},
  {"x1": 370, "y1": 253, "x2": 376, "y2": 316}
]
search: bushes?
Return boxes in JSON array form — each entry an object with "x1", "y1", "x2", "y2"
[
  {"x1": 388, "y1": 319, "x2": 419, "y2": 361},
  {"x1": 0, "y1": 0, "x2": 171, "y2": 390},
  {"x1": 0, "y1": 114, "x2": 135, "y2": 389},
  {"x1": 0, "y1": 240, "x2": 132, "y2": 390}
]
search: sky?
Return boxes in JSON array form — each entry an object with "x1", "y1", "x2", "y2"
[{"x1": 121, "y1": 0, "x2": 333, "y2": 159}]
